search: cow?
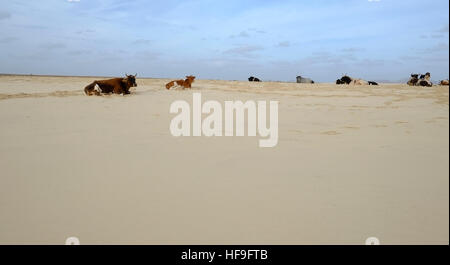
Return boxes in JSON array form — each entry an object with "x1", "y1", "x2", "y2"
[
  {"x1": 248, "y1": 76, "x2": 261, "y2": 82},
  {"x1": 352, "y1": 79, "x2": 369, "y2": 85},
  {"x1": 296, "y1": 75, "x2": 314, "y2": 84},
  {"x1": 166, "y1": 75, "x2": 196, "y2": 90},
  {"x1": 417, "y1": 72, "x2": 432, "y2": 87},
  {"x1": 336, "y1": 75, "x2": 376, "y2": 85},
  {"x1": 407, "y1": 74, "x2": 419, "y2": 86},
  {"x1": 439, "y1": 79, "x2": 449, "y2": 86},
  {"x1": 84, "y1": 74, "x2": 137, "y2": 96},
  {"x1": 336, "y1": 75, "x2": 352, "y2": 84}
]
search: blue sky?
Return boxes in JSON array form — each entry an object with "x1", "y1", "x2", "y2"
[{"x1": 0, "y1": 0, "x2": 448, "y2": 82}]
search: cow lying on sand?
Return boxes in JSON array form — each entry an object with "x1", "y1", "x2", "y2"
[
  {"x1": 296, "y1": 75, "x2": 314, "y2": 84},
  {"x1": 84, "y1": 74, "x2": 137, "y2": 96},
  {"x1": 418, "y1": 72, "x2": 432, "y2": 87},
  {"x1": 166, "y1": 75, "x2": 196, "y2": 90},
  {"x1": 248, "y1": 76, "x2": 261, "y2": 82},
  {"x1": 407, "y1": 73, "x2": 433, "y2": 87},
  {"x1": 336, "y1": 75, "x2": 378, "y2": 85},
  {"x1": 440, "y1": 79, "x2": 449, "y2": 86},
  {"x1": 407, "y1": 74, "x2": 419, "y2": 86}
]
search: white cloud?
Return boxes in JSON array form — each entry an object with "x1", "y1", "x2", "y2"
[
  {"x1": 229, "y1": 31, "x2": 250, "y2": 39},
  {"x1": 223, "y1": 45, "x2": 264, "y2": 58},
  {"x1": 276, "y1": 41, "x2": 290, "y2": 48}
]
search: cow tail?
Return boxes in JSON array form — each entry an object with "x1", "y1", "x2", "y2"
[{"x1": 166, "y1": 81, "x2": 174, "y2": 90}]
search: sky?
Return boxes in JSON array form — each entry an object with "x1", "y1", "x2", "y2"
[{"x1": 0, "y1": 0, "x2": 448, "y2": 82}]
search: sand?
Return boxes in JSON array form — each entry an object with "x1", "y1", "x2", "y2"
[{"x1": 0, "y1": 75, "x2": 448, "y2": 244}]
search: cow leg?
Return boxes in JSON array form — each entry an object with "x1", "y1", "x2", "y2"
[
  {"x1": 97, "y1": 84, "x2": 113, "y2": 94},
  {"x1": 113, "y1": 85, "x2": 125, "y2": 95}
]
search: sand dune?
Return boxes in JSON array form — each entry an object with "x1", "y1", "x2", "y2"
[{"x1": 0, "y1": 75, "x2": 448, "y2": 244}]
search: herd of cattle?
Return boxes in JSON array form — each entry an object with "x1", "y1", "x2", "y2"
[
  {"x1": 84, "y1": 73, "x2": 449, "y2": 96},
  {"x1": 406, "y1": 72, "x2": 448, "y2": 87}
]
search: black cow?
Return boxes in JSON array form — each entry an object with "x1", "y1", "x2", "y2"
[
  {"x1": 248, "y1": 76, "x2": 261, "y2": 82},
  {"x1": 336, "y1": 75, "x2": 352, "y2": 84}
]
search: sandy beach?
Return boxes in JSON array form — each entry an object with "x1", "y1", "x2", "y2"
[{"x1": 0, "y1": 75, "x2": 448, "y2": 244}]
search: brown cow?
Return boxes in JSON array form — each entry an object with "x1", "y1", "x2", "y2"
[
  {"x1": 84, "y1": 74, "x2": 137, "y2": 96},
  {"x1": 440, "y1": 79, "x2": 449, "y2": 86},
  {"x1": 166, "y1": 75, "x2": 196, "y2": 90}
]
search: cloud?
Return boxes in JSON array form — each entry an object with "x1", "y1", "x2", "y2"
[
  {"x1": 67, "y1": 50, "x2": 91, "y2": 56},
  {"x1": 229, "y1": 31, "x2": 249, "y2": 38},
  {"x1": 223, "y1": 45, "x2": 264, "y2": 58},
  {"x1": 399, "y1": 54, "x2": 448, "y2": 64},
  {"x1": 355, "y1": 58, "x2": 387, "y2": 67},
  {"x1": 419, "y1": 25, "x2": 448, "y2": 39},
  {"x1": 276, "y1": 41, "x2": 290, "y2": 48},
  {"x1": 0, "y1": 37, "x2": 18, "y2": 43},
  {"x1": 298, "y1": 52, "x2": 346, "y2": 65},
  {"x1": 0, "y1": 10, "x2": 11, "y2": 20},
  {"x1": 13, "y1": 24, "x2": 48, "y2": 30},
  {"x1": 399, "y1": 55, "x2": 419, "y2": 61},
  {"x1": 340, "y1": 47, "x2": 365, "y2": 53},
  {"x1": 423, "y1": 43, "x2": 449, "y2": 53},
  {"x1": 75, "y1": 29, "x2": 95, "y2": 35},
  {"x1": 132, "y1": 39, "x2": 151, "y2": 45},
  {"x1": 40, "y1": 43, "x2": 66, "y2": 49},
  {"x1": 430, "y1": 34, "x2": 444, "y2": 39},
  {"x1": 134, "y1": 50, "x2": 161, "y2": 61},
  {"x1": 248, "y1": 28, "x2": 266, "y2": 34},
  {"x1": 67, "y1": 0, "x2": 81, "y2": 2},
  {"x1": 438, "y1": 24, "x2": 449, "y2": 33}
]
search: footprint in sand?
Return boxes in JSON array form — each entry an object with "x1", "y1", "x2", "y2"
[
  {"x1": 341, "y1": 126, "x2": 360, "y2": 130},
  {"x1": 289, "y1": 129, "x2": 303, "y2": 134},
  {"x1": 425, "y1": 116, "x2": 448, "y2": 123},
  {"x1": 321, "y1": 130, "x2": 340, "y2": 135}
]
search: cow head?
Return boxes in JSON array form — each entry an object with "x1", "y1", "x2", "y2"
[
  {"x1": 185, "y1": 75, "x2": 196, "y2": 82},
  {"x1": 124, "y1": 74, "x2": 137, "y2": 87}
]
